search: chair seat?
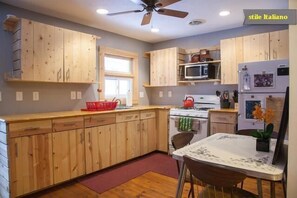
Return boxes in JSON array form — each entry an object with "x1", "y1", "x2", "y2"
[{"x1": 198, "y1": 186, "x2": 258, "y2": 198}]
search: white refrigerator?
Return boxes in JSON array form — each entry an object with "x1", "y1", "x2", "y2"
[{"x1": 238, "y1": 59, "x2": 289, "y2": 130}]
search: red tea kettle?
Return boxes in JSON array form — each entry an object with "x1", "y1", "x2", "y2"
[{"x1": 183, "y1": 96, "x2": 194, "y2": 108}]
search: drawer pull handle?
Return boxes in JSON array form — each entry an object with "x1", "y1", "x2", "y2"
[{"x1": 24, "y1": 127, "x2": 40, "y2": 131}]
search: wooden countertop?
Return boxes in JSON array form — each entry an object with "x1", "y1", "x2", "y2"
[
  {"x1": 209, "y1": 108, "x2": 238, "y2": 113},
  {"x1": 0, "y1": 105, "x2": 172, "y2": 123}
]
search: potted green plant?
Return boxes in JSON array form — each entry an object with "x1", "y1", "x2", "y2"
[{"x1": 251, "y1": 105, "x2": 274, "y2": 152}]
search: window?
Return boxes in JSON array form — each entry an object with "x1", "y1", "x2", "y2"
[{"x1": 99, "y1": 47, "x2": 139, "y2": 104}]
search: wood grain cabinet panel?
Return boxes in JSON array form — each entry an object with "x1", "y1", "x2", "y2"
[
  {"x1": 140, "y1": 111, "x2": 157, "y2": 155},
  {"x1": 156, "y1": 109, "x2": 169, "y2": 152},
  {"x1": 269, "y1": 29, "x2": 289, "y2": 60},
  {"x1": 64, "y1": 29, "x2": 96, "y2": 83},
  {"x1": 85, "y1": 124, "x2": 116, "y2": 174},
  {"x1": 9, "y1": 133, "x2": 53, "y2": 197},
  {"x1": 243, "y1": 32, "x2": 270, "y2": 62},
  {"x1": 84, "y1": 114, "x2": 116, "y2": 128},
  {"x1": 209, "y1": 111, "x2": 238, "y2": 135},
  {"x1": 52, "y1": 129, "x2": 85, "y2": 184}
]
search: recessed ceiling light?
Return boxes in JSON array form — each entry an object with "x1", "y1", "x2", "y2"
[
  {"x1": 219, "y1": 10, "x2": 230, "y2": 16},
  {"x1": 189, "y1": 19, "x2": 206, "y2": 26},
  {"x1": 151, "y1": 27, "x2": 159, "y2": 33},
  {"x1": 96, "y1": 9, "x2": 109, "y2": 15}
]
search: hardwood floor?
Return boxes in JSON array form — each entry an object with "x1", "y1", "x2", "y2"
[{"x1": 26, "y1": 171, "x2": 284, "y2": 198}]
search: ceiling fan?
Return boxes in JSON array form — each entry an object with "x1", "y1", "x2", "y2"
[{"x1": 107, "y1": 0, "x2": 188, "y2": 25}]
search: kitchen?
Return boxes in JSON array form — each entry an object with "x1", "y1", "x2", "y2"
[{"x1": 0, "y1": 0, "x2": 296, "y2": 198}]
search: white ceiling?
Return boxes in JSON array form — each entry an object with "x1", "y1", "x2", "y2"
[{"x1": 0, "y1": 0, "x2": 288, "y2": 43}]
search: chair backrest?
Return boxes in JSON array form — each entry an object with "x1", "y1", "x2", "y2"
[
  {"x1": 183, "y1": 155, "x2": 246, "y2": 188},
  {"x1": 171, "y1": 132, "x2": 194, "y2": 150}
]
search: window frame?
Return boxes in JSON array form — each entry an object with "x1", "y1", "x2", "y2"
[{"x1": 99, "y1": 47, "x2": 139, "y2": 104}]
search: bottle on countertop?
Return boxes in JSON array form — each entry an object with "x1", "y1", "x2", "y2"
[{"x1": 126, "y1": 90, "x2": 132, "y2": 107}]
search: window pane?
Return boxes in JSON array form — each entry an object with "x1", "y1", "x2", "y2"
[
  {"x1": 119, "y1": 79, "x2": 131, "y2": 95},
  {"x1": 105, "y1": 79, "x2": 118, "y2": 97},
  {"x1": 104, "y1": 55, "x2": 132, "y2": 73}
]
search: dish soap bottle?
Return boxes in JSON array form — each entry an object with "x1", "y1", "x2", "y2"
[{"x1": 126, "y1": 90, "x2": 132, "y2": 107}]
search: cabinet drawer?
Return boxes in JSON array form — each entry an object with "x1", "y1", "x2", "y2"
[
  {"x1": 84, "y1": 114, "x2": 116, "y2": 128},
  {"x1": 140, "y1": 111, "x2": 156, "y2": 120},
  {"x1": 116, "y1": 112, "x2": 139, "y2": 123},
  {"x1": 53, "y1": 117, "x2": 83, "y2": 132},
  {"x1": 211, "y1": 112, "x2": 237, "y2": 124},
  {"x1": 210, "y1": 123, "x2": 236, "y2": 135},
  {"x1": 9, "y1": 120, "x2": 52, "y2": 138}
]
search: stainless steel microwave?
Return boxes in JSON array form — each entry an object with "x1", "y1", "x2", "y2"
[{"x1": 184, "y1": 63, "x2": 216, "y2": 79}]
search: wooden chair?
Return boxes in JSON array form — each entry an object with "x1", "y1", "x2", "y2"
[
  {"x1": 171, "y1": 132, "x2": 194, "y2": 197},
  {"x1": 183, "y1": 155, "x2": 258, "y2": 198}
]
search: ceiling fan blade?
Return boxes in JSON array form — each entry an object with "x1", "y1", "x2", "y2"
[
  {"x1": 155, "y1": 0, "x2": 181, "y2": 8},
  {"x1": 130, "y1": 0, "x2": 149, "y2": 5},
  {"x1": 107, "y1": 10, "x2": 143, "y2": 16},
  {"x1": 141, "y1": 12, "x2": 152, "y2": 25},
  {"x1": 157, "y1": 8, "x2": 188, "y2": 18}
]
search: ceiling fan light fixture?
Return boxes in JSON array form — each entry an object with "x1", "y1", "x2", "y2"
[
  {"x1": 96, "y1": 8, "x2": 109, "y2": 15},
  {"x1": 219, "y1": 10, "x2": 230, "y2": 16},
  {"x1": 189, "y1": 19, "x2": 205, "y2": 26}
]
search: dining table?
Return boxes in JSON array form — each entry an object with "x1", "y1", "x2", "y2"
[{"x1": 172, "y1": 133, "x2": 287, "y2": 198}]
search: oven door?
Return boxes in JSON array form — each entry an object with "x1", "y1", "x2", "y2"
[{"x1": 168, "y1": 115, "x2": 208, "y2": 154}]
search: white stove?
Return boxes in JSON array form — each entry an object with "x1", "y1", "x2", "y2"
[{"x1": 168, "y1": 95, "x2": 220, "y2": 154}]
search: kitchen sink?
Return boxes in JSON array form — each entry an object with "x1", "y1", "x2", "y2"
[{"x1": 115, "y1": 106, "x2": 132, "y2": 110}]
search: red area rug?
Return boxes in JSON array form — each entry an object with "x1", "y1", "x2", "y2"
[{"x1": 78, "y1": 152, "x2": 178, "y2": 194}]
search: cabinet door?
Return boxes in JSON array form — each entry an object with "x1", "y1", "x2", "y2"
[
  {"x1": 220, "y1": 37, "x2": 243, "y2": 84},
  {"x1": 85, "y1": 124, "x2": 116, "y2": 174},
  {"x1": 64, "y1": 29, "x2": 96, "y2": 83},
  {"x1": 141, "y1": 118, "x2": 157, "y2": 155},
  {"x1": 150, "y1": 47, "x2": 179, "y2": 86},
  {"x1": 9, "y1": 134, "x2": 53, "y2": 197},
  {"x1": 33, "y1": 22, "x2": 63, "y2": 82},
  {"x1": 157, "y1": 109, "x2": 169, "y2": 152},
  {"x1": 243, "y1": 33, "x2": 270, "y2": 62},
  {"x1": 116, "y1": 122, "x2": 127, "y2": 163},
  {"x1": 270, "y1": 29, "x2": 289, "y2": 60},
  {"x1": 52, "y1": 129, "x2": 85, "y2": 184}
]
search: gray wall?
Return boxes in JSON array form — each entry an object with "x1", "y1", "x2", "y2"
[
  {"x1": 0, "y1": 2, "x2": 152, "y2": 115},
  {"x1": 149, "y1": 25, "x2": 287, "y2": 106}
]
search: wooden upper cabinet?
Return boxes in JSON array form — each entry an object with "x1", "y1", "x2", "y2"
[
  {"x1": 33, "y1": 22, "x2": 64, "y2": 82},
  {"x1": 7, "y1": 17, "x2": 97, "y2": 83},
  {"x1": 243, "y1": 32, "x2": 270, "y2": 62},
  {"x1": 220, "y1": 37, "x2": 243, "y2": 84},
  {"x1": 64, "y1": 30, "x2": 96, "y2": 83},
  {"x1": 149, "y1": 47, "x2": 184, "y2": 86},
  {"x1": 269, "y1": 29, "x2": 289, "y2": 60}
]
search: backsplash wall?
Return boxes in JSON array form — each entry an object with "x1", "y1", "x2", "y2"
[{"x1": 0, "y1": 2, "x2": 152, "y2": 115}]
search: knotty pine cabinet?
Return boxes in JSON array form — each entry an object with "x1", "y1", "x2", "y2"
[
  {"x1": 84, "y1": 114, "x2": 117, "y2": 174},
  {"x1": 6, "y1": 17, "x2": 97, "y2": 83},
  {"x1": 52, "y1": 117, "x2": 85, "y2": 184},
  {"x1": 149, "y1": 47, "x2": 185, "y2": 86},
  {"x1": 7, "y1": 120, "x2": 53, "y2": 198},
  {"x1": 209, "y1": 110, "x2": 238, "y2": 135},
  {"x1": 140, "y1": 111, "x2": 157, "y2": 155},
  {"x1": 156, "y1": 109, "x2": 169, "y2": 152},
  {"x1": 220, "y1": 29, "x2": 288, "y2": 84}
]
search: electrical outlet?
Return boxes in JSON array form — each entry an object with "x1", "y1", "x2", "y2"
[
  {"x1": 139, "y1": 91, "x2": 144, "y2": 98},
  {"x1": 33, "y1": 92, "x2": 39, "y2": 101},
  {"x1": 159, "y1": 91, "x2": 163, "y2": 98},
  {"x1": 71, "y1": 91, "x2": 76, "y2": 100},
  {"x1": 0, "y1": 91, "x2": 2, "y2": 102},
  {"x1": 168, "y1": 91, "x2": 172, "y2": 98},
  {"x1": 77, "y1": 91, "x2": 82, "y2": 99},
  {"x1": 16, "y1": 91, "x2": 23, "y2": 101}
]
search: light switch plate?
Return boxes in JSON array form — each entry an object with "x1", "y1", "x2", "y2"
[
  {"x1": 77, "y1": 91, "x2": 82, "y2": 100},
  {"x1": 16, "y1": 91, "x2": 23, "y2": 101},
  {"x1": 71, "y1": 91, "x2": 76, "y2": 100},
  {"x1": 159, "y1": 91, "x2": 163, "y2": 98},
  {"x1": 0, "y1": 91, "x2": 2, "y2": 102},
  {"x1": 168, "y1": 91, "x2": 172, "y2": 98},
  {"x1": 33, "y1": 92, "x2": 39, "y2": 101},
  {"x1": 139, "y1": 91, "x2": 144, "y2": 98}
]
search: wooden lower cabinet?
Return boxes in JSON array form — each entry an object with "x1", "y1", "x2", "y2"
[
  {"x1": 209, "y1": 111, "x2": 238, "y2": 135},
  {"x1": 140, "y1": 111, "x2": 157, "y2": 155},
  {"x1": 9, "y1": 134, "x2": 53, "y2": 197},
  {"x1": 52, "y1": 129, "x2": 85, "y2": 184},
  {"x1": 116, "y1": 120, "x2": 141, "y2": 163},
  {"x1": 156, "y1": 110, "x2": 169, "y2": 152},
  {"x1": 85, "y1": 124, "x2": 116, "y2": 174}
]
